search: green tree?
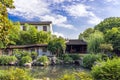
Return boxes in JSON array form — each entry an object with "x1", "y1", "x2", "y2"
[
  {"x1": 48, "y1": 38, "x2": 66, "y2": 56},
  {"x1": 95, "y1": 17, "x2": 120, "y2": 33},
  {"x1": 8, "y1": 22, "x2": 20, "y2": 45},
  {"x1": 37, "y1": 31, "x2": 51, "y2": 44},
  {"x1": 79, "y1": 28, "x2": 95, "y2": 40},
  {"x1": 100, "y1": 43, "x2": 113, "y2": 54},
  {"x1": 87, "y1": 31, "x2": 104, "y2": 53},
  {"x1": 17, "y1": 24, "x2": 51, "y2": 45},
  {"x1": 0, "y1": 0, "x2": 14, "y2": 48},
  {"x1": 28, "y1": 26, "x2": 38, "y2": 44},
  {"x1": 105, "y1": 27, "x2": 120, "y2": 53},
  {"x1": 18, "y1": 31, "x2": 31, "y2": 45}
]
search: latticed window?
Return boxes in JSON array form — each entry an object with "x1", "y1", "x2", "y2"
[
  {"x1": 23, "y1": 26, "x2": 27, "y2": 31},
  {"x1": 42, "y1": 47, "x2": 47, "y2": 52},
  {"x1": 43, "y1": 26, "x2": 47, "y2": 31}
]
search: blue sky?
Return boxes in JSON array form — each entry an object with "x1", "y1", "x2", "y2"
[{"x1": 8, "y1": 0, "x2": 120, "y2": 39}]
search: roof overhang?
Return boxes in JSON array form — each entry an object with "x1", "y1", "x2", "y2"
[
  {"x1": 6, "y1": 44, "x2": 48, "y2": 49},
  {"x1": 20, "y1": 21, "x2": 52, "y2": 25}
]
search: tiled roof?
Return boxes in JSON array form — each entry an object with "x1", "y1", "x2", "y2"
[
  {"x1": 66, "y1": 39, "x2": 87, "y2": 45},
  {"x1": 20, "y1": 21, "x2": 52, "y2": 25},
  {"x1": 7, "y1": 44, "x2": 47, "y2": 49}
]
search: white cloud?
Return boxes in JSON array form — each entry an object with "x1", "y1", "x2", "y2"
[
  {"x1": 41, "y1": 15, "x2": 67, "y2": 24},
  {"x1": 8, "y1": 0, "x2": 50, "y2": 19},
  {"x1": 89, "y1": 0, "x2": 94, "y2": 1},
  {"x1": 105, "y1": 0, "x2": 120, "y2": 5},
  {"x1": 41, "y1": 14, "x2": 76, "y2": 30},
  {"x1": 52, "y1": 0, "x2": 65, "y2": 3},
  {"x1": 88, "y1": 15, "x2": 102, "y2": 25},
  {"x1": 65, "y1": 4, "x2": 102, "y2": 25},
  {"x1": 65, "y1": 4, "x2": 91, "y2": 17},
  {"x1": 53, "y1": 32, "x2": 65, "y2": 38},
  {"x1": 8, "y1": 0, "x2": 76, "y2": 30}
]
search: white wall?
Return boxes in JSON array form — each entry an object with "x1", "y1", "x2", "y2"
[
  {"x1": 38, "y1": 48, "x2": 51, "y2": 56},
  {"x1": 20, "y1": 26, "x2": 23, "y2": 30},
  {"x1": 37, "y1": 25, "x2": 43, "y2": 31},
  {"x1": 20, "y1": 24, "x2": 53, "y2": 33}
]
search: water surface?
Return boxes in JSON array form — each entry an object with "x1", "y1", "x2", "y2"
[{"x1": 0, "y1": 65, "x2": 87, "y2": 79}]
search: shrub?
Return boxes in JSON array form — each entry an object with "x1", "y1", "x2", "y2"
[
  {"x1": 0, "y1": 56, "x2": 9, "y2": 65},
  {"x1": 37, "y1": 56, "x2": 49, "y2": 64},
  {"x1": 20, "y1": 56, "x2": 32, "y2": 65},
  {"x1": 13, "y1": 50, "x2": 31, "y2": 59},
  {"x1": 82, "y1": 54, "x2": 101, "y2": 69},
  {"x1": 58, "y1": 72, "x2": 93, "y2": 80},
  {"x1": 9, "y1": 56, "x2": 17, "y2": 63},
  {"x1": 69, "y1": 54, "x2": 81, "y2": 60},
  {"x1": 75, "y1": 72, "x2": 93, "y2": 80},
  {"x1": 64, "y1": 56, "x2": 73, "y2": 63},
  {"x1": 0, "y1": 55, "x2": 17, "y2": 65},
  {"x1": 59, "y1": 73, "x2": 76, "y2": 80},
  {"x1": 62, "y1": 54, "x2": 73, "y2": 63},
  {"x1": 91, "y1": 58, "x2": 120, "y2": 80},
  {"x1": 31, "y1": 52, "x2": 37, "y2": 60},
  {"x1": 0, "y1": 68, "x2": 33, "y2": 80}
]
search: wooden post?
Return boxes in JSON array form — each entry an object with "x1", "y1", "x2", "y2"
[
  {"x1": 0, "y1": 49, "x2": 2, "y2": 55},
  {"x1": 8, "y1": 49, "x2": 13, "y2": 55},
  {"x1": 70, "y1": 45, "x2": 72, "y2": 53}
]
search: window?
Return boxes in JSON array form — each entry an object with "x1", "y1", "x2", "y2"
[
  {"x1": 23, "y1": 26, "x2": 27, "y2": 31},
  {"x1": 35, "y1": 26, "x2": 38, "y2": 29},
  {"x1": 31, "y1": 48, "x2": 35, "y2": 52},
  {"x1": 42, "y1": 47, "x2": 47, "y2": 52},
  {"x1": 43, "y1": 26, "x2": 47, "y2": 31}
]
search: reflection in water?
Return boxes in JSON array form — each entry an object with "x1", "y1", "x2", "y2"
[
  {"x1": 0, "y1": 65, "x2": 87, "y2": 79},
  {"x1": 31, "y1": 65, "x2": 86, "y2": 79}
]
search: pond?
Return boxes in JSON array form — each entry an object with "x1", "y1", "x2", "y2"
[{"x1": 0, "y1": 65, "x2": 88, "y2": 80}]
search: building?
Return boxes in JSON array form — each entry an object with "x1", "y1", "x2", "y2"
[
  {"x1": 0, "y1": 21, "x2": 53, "y2": 56},
  {"x1": 1, "y1": 44, "x2": 51, "y2": 56},
  {"x1": 66, "y1": 39, "x2": 87, "y2": 53},
  {"x1": 0, "y1": 21, "x2": 87, "y2": 56},
  {"x1": 20, "y1": 21, "x2": 53, "y2": 33},
  {"x1": 0, "y1": 39, "x2": 87, "y2": 56}
]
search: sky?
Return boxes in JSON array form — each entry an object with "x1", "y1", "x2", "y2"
[{"x1": 8, "y1": 0, "x2": 120, "y2": 39}]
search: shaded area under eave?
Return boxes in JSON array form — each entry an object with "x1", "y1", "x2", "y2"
[{"x1": 66, "y1": 40, "x2": 87, "y2": 53}]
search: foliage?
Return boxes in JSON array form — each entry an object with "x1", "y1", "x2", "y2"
[
  {"x1": 74, "y1": 72, "x2": 93, "y2": 80},
  {"x1": 20, "y1": 56, "x2": 32, "y2": 65},
  {"x1": 8, "y1": 22, "x2": 20, "y2": 45},
  {"x1": 0, "y1": 0, "x2": 15, "y2": 48},
  {"x1": 58, "y1": 73, "x2": 76, "y2": 80},
  {"x1": 37, "y1": 56, "x2": 49, "y2": 64},
  {"x1": 69, "y1": 54, "x2": 81, "y2": 60},
  {"x1": 0, "y1": 68, "x2": 33, "y2": 80},
  {"x1": 91, "y1": 58, "x2": 120, "y2": 80},
  {"x1": 95, "y1": 17, "x2": 120, "y2": 33},
  {"x1": 28, "y1": 26, "x2": 38, "y2": 44},
  {"x1": 0, "y1": 55, "x2": 17, "y2": 65},
  {"x1": 82, "y1": 54, "x2": 101, "y2": 69},
  {"x1": 37, "y1": 31, "x2": 51, "y2": 44},
  {"x1": 62, "y1": 54, "x2": 73, "y2": 63},
  {"x1": 79, "y1": 17, "x2": 120, "y2": 54},
  {"x1": 13, "y1": 50, "x2": 31, "y2": 60},
  {"x1": 18, "y1": 31, "x2": 31, "y2": 45},
  {"x1": 58, "y1": 71, "x2": 93, "y2": 80},
  {"x1": 31, "y1": 52, "x2": 38, "y2": 60},
  {"x1": 12, "y1": 50, "x2": 38, "y2": 65},
  {"x1": 60, "y1": 54, "x2": 81, "y2": 63},
  {"x1": 87, "y1": 31, "x2": 104, "y2": 53},
  {"x1": 105, "y1": 27, "x2": 120, "y2": 52},
  {"x1": 17, "y1": 25, "x2": 51, "y2": 45},
  {"x1": 48, "y1": 37, "x2": 66, "y2": 56},
  {"x1": 100, "y1": 43, "x2": 113, "y2": 54},
  {"x1": 79, "y1": 28, "x2": 95, "y2": 40}
]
